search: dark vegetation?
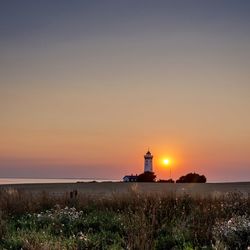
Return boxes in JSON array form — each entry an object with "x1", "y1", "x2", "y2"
[
  {"x1": 176, "y1": 173, "x2": 207, "y2": 183},
  {"x1": 137, "y1": 172, "x2": 206, "y2": 183},
  {"x1": 137, "y1": 171, "x2": 156, "y2": 182},
  {"x1": 157, "y1": 179, "x2": 175, "y2": 183},
  {"x1": 0, "y1": 187, "x2": 249, "y2": 249}
]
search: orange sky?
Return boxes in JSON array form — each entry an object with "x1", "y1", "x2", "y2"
[{"x1": 0, "y1": 1, "x2": 250, "y2": 181}]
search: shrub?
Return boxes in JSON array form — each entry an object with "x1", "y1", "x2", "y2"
[
  {"x1": 176, "y1": 173, "x2": 206, "y2": 183},
  {"x1": 213, "y1": 215, "x2": 250, "y2": 249},
  {"x1": 137, "y1": 171, "x2": 156, "y2": 182}
]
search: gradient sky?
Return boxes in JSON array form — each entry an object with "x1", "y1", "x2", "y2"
[{"x1": 1, "y1": 0, "x2": 250, "y2": 181}]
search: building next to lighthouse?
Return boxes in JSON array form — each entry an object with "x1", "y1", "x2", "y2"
[
  {"x1": 122, "y1": 174, "x2": 138, "y2": 182},
  {"x1": 123, "y1": 150, "x2": 153, "y2": 182}
]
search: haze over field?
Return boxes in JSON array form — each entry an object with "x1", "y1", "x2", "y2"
[{"x1": 0, "y1": 1, "x2": 250, "y2": 181}]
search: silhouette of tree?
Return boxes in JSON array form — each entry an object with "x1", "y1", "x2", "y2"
[
  {"x1": 137, "y1": 171, "x2": 156, "y2": 182},
  {"x1": 176, "y1": 173, "x2": 206, "y2": 183}
]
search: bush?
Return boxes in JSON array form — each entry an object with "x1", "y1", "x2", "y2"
[
  {"x1": 213, "y1": 215, "x2": 250, "y2": 249},
  {"x1": 137, "y1": 171, "x2": 156, "y2": 182},
  {"x1": 3, "y1": 206, "x2": 125, "y2": 249},
  {"x1": 176, "y1": 173, "x2": 206, "y2": 183}
]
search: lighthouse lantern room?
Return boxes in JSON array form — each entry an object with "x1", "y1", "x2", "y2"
[{"x1": 144, "y1": 150, "x2": 153, "y2": 172}]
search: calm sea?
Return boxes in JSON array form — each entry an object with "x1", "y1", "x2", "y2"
[{"x1": 0, "y1": 178, "x2": 120, "y2": 185}]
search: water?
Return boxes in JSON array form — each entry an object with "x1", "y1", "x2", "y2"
[{"x1": 0, "y1": 178, "x2": 120, "y2": 185}]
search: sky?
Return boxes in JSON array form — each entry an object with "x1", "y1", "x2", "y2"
[{"x1": 0, "y1": 0, "x2": 250, "y2": 182}]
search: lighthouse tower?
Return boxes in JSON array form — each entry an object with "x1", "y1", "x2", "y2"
[{"x1": 144, "y1": 150, "x2": 153, "y2": 172}]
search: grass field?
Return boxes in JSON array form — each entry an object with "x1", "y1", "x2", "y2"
[
  {"x1": 1, "y1": 182, "x2": 250, "y2": 196},
  {"x1": 0, "y1": 182, "x2": 249, "y2": 249}
]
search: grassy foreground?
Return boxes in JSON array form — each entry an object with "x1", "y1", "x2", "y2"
[{"x1": 0, "y1": 186, "x2": 249, "y2": 250}]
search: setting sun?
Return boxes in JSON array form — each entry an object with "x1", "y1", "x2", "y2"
[{"x1": 163, "y1": 159, "x2": 170, "y2": 165}]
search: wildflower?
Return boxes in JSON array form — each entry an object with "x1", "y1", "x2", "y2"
[
  {"x1": 78, "y1": 231, "x2": 88, "y2": 241},
  {"x1": 213, "y1": 215, "x2": 250, "y2": 249}
]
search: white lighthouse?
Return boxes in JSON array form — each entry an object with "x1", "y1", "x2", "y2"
[{"x1": 144, "y1": 150, "x2": 153, "y2": 172}]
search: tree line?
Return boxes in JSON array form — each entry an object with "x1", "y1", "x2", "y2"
[{"x1": 137, "y1": 172, "x2": 207, "y2": 183}]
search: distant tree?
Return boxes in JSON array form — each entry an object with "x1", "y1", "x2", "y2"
[
  {"x1": 176, "y1": 173, "x2": 206, "y2": 183},
  {"x1": 157, "y1": 179, "x2": 175, "y2": 183},
  {"x1": 137, "y1": 171, "x2": 156, "y2": 182}
]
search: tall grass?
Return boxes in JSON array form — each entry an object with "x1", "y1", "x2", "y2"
[{"x1": 0, "y1": 187, "x2": 249, "y2": 249}]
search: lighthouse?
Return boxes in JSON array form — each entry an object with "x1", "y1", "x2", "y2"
[{"x1": 144, "y1": 150, "x2": 153, "y2": 172}]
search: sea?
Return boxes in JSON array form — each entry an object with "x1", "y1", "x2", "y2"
[{"x1": 0, "y1": 178, "x2": 120, "y2": 185}]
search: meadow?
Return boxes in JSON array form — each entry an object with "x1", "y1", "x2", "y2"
[{"x1": 0, "y1": 183, "x2": 249, "y2": 250}]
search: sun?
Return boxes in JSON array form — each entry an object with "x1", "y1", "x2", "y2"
[{"x1": 163, "y1": 159, "x2": 170, "y2": 165}]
